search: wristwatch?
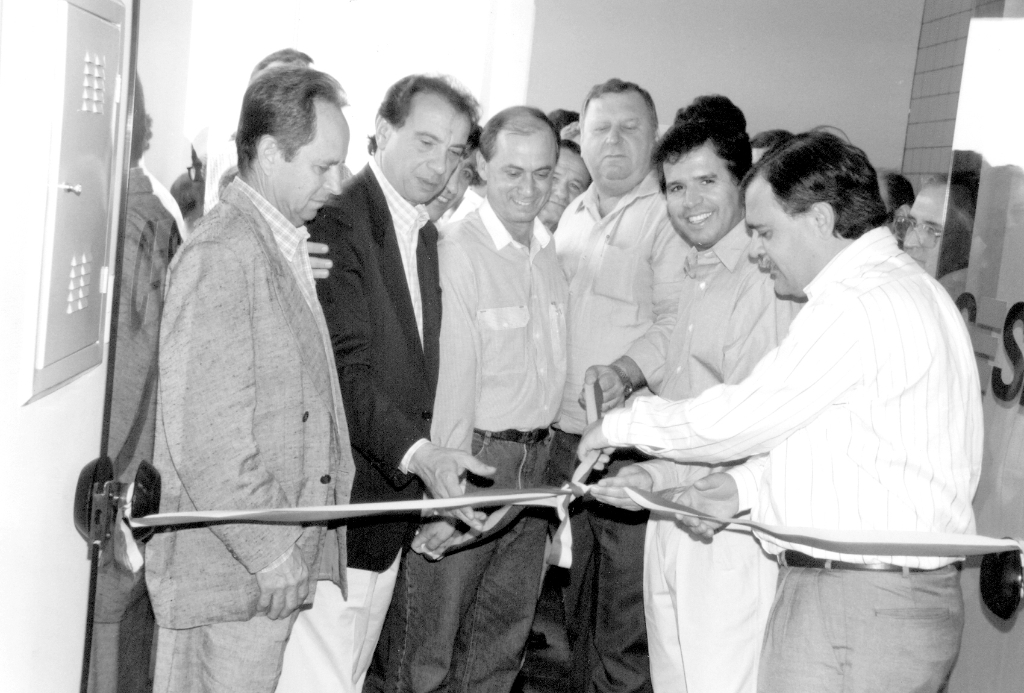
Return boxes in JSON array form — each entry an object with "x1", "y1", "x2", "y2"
[{"x1": 608, "y1": 363, "x2": 634, "y2": 399}]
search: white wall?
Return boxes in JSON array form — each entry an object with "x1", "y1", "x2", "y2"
[
  {"x1": 182, "y1": 0, "x2": 535, "y2": 176},
  {"x1": 0, "y1": 0, "x2": 129, "y2": 690},
  {"x1": 137, "y1": 0, "x2": 194, "y2": 190},
  {"x1": 527, "y1": 0, "x2": 925, "y2": 171}
]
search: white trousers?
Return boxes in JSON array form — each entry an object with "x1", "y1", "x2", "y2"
[
  {"x1": 644, "y1": 517, "x2": 777, "y2": 693},
  {"x1": 277, "y1": 553, "x2": 401, "y2": 693}
]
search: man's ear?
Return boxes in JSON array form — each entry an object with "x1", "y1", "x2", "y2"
[
  {"x1": 475, "y1": 150, "x2": 488, "y2": 184},
  {"x1": 374, "y1": 116, "x2": 393, "y2": 152},
  {"x1": 255, "y1": 135, "x2": 281, "y2": 176},
  {"x1": 808, "y1": 201, "x2": 837, "y2": 238}
]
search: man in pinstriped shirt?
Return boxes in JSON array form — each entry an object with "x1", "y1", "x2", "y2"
[{"x1": 580, "y1": 131, "x2": 982, "y2": 693}]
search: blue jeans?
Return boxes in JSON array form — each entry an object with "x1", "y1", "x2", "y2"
[
  {"x1": 759, "y1": 564, "x2": 964, "y2": 692},
  {"x1": 371, "y1": 431, "x2": 552, "y2": 693}
]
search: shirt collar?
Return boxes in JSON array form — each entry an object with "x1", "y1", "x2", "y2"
[
  {"x1": 570, "y1": 169, "x2": 662, "y2": 221},
  {"x1": 478, "y1": 199, "x2": 552, "y2": 252},
  {"x1": 706, "y1": 220, "x2": 751, "y2": 272},
  {"x1": 804, "y1": 226, "x2": 898, "y2": 299},
  {"x1": 234, "y1": 177, "x2": 307, "y2": 261},
  {"x1": 368, "y1": 156, "x2": 429, "y2": 231}
]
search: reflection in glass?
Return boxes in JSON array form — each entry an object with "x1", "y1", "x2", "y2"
[{"x1": 88, "y1": 75, "x2": 180, "y2": 693}]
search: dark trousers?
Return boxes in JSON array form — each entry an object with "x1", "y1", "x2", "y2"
[
  {"x1": 368, "y1": 432, "x2": 551, "y2": 693},
  {"x1": 550, "y1": 429, "x2": 653, "y2": 693}
]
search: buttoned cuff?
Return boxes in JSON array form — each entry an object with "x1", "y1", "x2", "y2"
[{"x1": 401, "y1": 438, "x2": 431, "y2": 474}]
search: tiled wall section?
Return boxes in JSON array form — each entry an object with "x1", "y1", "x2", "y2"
[{"x1": 901, "y1": 0, "x2": 1009, "y2": 181}]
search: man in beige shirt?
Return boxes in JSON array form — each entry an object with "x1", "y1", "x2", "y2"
[
  {"x1": 589, "y1": 96, "x2": 797, "y2": 693},
  {"x1": 552, "y1": 79, "x2": 688, "y2": 693},
  {"x1": 375, "y1": 107, "x2": 568, "y2": 693}
]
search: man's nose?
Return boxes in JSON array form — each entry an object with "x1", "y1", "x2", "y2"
[
  {"x1": 427, "y1": 150, "x2": 447, "y2": 176},
  {"x1": 325, "y1": 165, "x2": 343, "y2": 195},
  {"x1": 750, "y1": 233, "x2": 765, "y2": 257},
  {"x1": 683, "y1": 185, "x2": 702, "y2": 207}
]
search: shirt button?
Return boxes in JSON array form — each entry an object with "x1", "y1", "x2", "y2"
[
  {"x1": 699, "y1": 282, "x2": 706, "y2": 290},
  {"x1": 320, "y1": 474, "x2": 331, "y2": 484},
  {"x1": 302, "y1": 411, "x2": 309, "y2": 422},
  {"x1": 688, "y1": 325, "x2": 693, "y2": 332}
]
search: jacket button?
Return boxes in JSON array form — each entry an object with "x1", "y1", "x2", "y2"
[
  {"x1": 320, "y1": 474, "x2": 331, "y2": 484},
  {"x1": 302, "y1": 411, "x2": 309, "y2": 422},
  {"x1": 421, "y1": 411, "x2": 432, "y2": 421}
]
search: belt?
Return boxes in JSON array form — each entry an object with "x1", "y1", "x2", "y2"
[
  {"x1": 551, "y1": 427, "x2": 581, "y2": 442},
  {"x1": 475, "y1": 427, "x2": 550, "y2": 445},
  {"x1": 780, "y1": 549, "x2": 937, "y2": 573}
]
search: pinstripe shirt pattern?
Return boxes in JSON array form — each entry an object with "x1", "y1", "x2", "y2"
[{"x1": 602, "y1": 228, "x2": 983, "y2": 568}]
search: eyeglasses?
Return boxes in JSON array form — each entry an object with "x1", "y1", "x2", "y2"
[{"x1": 892, "y1": 215, "x2": 943, "y2": 248}]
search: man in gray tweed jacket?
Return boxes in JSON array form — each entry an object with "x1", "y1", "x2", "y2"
[{"x1": 146, "y1": 66, "x2": 354, "y2": 693}]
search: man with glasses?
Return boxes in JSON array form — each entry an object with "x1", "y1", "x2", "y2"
[{"x1": 893, "y1": 179, "x2": 945, "y2": 275}]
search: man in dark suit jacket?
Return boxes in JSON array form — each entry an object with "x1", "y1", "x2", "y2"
[{"x1": 309, "y1": 74, "x2": 490, "y2": 692}]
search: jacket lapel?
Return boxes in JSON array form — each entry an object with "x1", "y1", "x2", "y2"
[
  {"x1": 361, "y1": 170, "x2": 429, "y2": 371},
  {"x1": 223, "y1": 185, "x2": 337, "y2": 416}
]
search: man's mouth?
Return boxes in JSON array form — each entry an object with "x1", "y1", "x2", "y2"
[
  {"x1": 687, "y1": 211, "x2": 712, "y2": 225},
  {"x1": 757, "y1": 254, "x2": 776, "y2": 275}
]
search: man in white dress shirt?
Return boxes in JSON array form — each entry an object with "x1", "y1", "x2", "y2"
[{"x1": 580, "y1": 130, "x2": 983, "y2": 693}]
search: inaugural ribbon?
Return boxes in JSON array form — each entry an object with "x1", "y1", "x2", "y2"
[{"x1": 623, "y1": 488, "x2": 1024, "y2": 557}]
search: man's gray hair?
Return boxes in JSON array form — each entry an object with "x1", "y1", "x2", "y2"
[{"x1": 236, "y1": 66, "x2": 346, "y2": 175}]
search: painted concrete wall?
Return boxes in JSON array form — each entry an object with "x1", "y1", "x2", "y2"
[{"x1": 527, "y1": 0, "x2": 925, "y2": 171}]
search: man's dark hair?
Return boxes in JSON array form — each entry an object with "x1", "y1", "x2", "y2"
[
  {"x1": 743, "y1": 131, "x2": 888, "y2": 240},
  {"x1": 750, "y1": 129, "x2": 793, "y2": 153},
  {"x1": 236, "y1": 66, "x2": 346, "y2": 175},
  {"x1": 547, "y1": 109, "x2": 579, "y2": 133},
  {"x1": 581, "y1": 78, "x2": 658, "y2": 132},
  {"x1": 478, "y1": 106, "x2": 559, "y2": 162},
  {"x1": 462, "y1": 124, "x2": 485, "y2": 186},
  {"x1": 560, "y1": 139, "x2": 582, "y2": 157},
  {"x1": 250, "y1": 48, "x2": 314, "y2": 79},
  {"x1": 367, "y1": 74, "x2": 480, "y2": 154},
  {"x1": 654, "y1": 95, "x2": 750, "y2": 193},
  {"x1": 879, "y1": 170, "x2": 915, "y2": 214}
]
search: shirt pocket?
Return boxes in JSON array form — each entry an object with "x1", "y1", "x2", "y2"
[
  {"x1": 477, "y1": 305, "x2": 530, "y2": 375},
  {"x1": 592, "y1": 243, "x2": 637, "y2": 304}
]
